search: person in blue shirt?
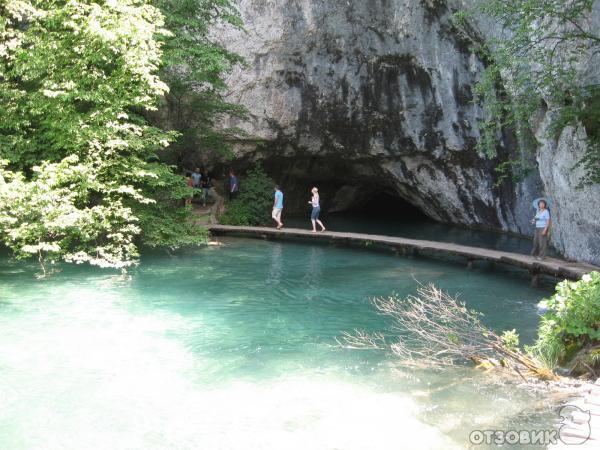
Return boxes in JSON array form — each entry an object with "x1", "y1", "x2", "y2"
[
  {"x1": 531, "y1": 199, "x2": 551, "y2": 260},
  {"x1": 272, "y1": 185, "x2": 284, "y2": 229},
  {"x1": 229, "y1": 171, "x2": 239, "y2": 200}
]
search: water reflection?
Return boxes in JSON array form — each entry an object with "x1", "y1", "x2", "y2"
[
  {"x1": 267, "y1": 242, "x2": 283, "y2": 286},
  {"x1": 302, "y1": 245, "x2": 325, "y2": 300}
]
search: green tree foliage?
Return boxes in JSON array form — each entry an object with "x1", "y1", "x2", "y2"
[
  {"x1": 527, "y1": 272, "x2": 600, "y2": 369},
  {"x1": 463, "y1": 0, "x2": 600, "y2": 185},
  {"x1": 152, "y1": 0, "x2": 247, "y2": 163},
  {"x1": 219, "y1": 165, "x2": 276, "y2": 226},
  {"x1": 0, "y1": 0, "x2": 205, "y2": 271}
]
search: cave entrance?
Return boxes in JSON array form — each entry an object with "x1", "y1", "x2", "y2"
[
  {"x1": 219, "y1": 157, "x2": 537, "y2": 254},
  {"x1": 305, "y1": 189, "x2": 436, "y2": 236},
  {"x1": 237, "y1": 156, "x2": 437, "y2": 233},
  {"x1": 345, "y1": 191, "x2": 431, "y2": 222}
]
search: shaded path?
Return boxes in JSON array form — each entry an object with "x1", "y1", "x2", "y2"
[{"x1": 208, "y1": 225, "x2": 598, "y2": 282}]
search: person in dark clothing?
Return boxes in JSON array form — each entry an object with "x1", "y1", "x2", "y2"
[
  {"x1": 201, "y1": 170, "x2": 211, "y2": 206},
  {"x1": 229, "y1": 171, "x2": 239, "y2": 200}
]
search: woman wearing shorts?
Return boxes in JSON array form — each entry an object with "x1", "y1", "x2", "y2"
[{"x1": 308, "y1": 187, "x2": 326, "y2": 232}]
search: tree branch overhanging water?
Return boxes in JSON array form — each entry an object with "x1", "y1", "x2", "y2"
[{"x1": 340, "y1": 283, "x2": 558, "y2": 381}]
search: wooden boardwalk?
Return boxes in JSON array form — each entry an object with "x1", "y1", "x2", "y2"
[
  {"x1": 208, "y1": 225, "x2": 598, "y2": 281},
  {"x1": 550, "y1": 379, "x2": 600, "y2": 449}
]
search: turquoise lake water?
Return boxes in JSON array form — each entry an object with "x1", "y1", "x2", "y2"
[{"x1": 0, "y1": 238, "x2": 561, "y2": 449}]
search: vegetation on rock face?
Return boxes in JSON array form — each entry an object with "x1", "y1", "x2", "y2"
[
  {"x1": 0, "y1": 0, "x2": 207, "y2": 271},
  {"x1": 151, "y1": 0, "x2": 246, "y2": 165},
  {"x1": 461, "y1": 0, "x2": 600, "y2": 185},
  {"x1": 219, "y1": 165, "x2": 276, "y2": 226},
  {"x1": 527, "y1": 271, "x2": 600, "y2": 374}
]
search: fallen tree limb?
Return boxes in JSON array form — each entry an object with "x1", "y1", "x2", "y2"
[{"x1": 340, "y1": 283, "x2": 559, "y2": 381}]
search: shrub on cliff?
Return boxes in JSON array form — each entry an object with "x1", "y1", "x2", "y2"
[
  {"x1": 527, "y1": 272, "x2": 600, "y2": 371},
  {"x1": 151, "y1": 0, "x2": 246, "y2": 162},
  {"x1": 219, "y1": 166, "x2": 275, "y2": 226},
  {"x1": 455, "y1": 0, "x2": 600, "y2": 185}
]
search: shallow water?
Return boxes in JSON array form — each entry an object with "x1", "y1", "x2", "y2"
[{"x1": 0, "y1": 239, "x2": 560, "y2": 449}]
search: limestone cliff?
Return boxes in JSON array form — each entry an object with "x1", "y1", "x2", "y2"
[{"x1": 213, "y1": 0, "x2": 600, "y2": 265}]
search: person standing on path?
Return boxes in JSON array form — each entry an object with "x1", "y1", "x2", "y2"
[
  {"x1": 229, "y1": 171, "x2": 239, "y2": 200},
  {"x1": 531, "y1": 199, "x2": 551, "y2": 260},
  {"x1": 201, "y1": 169, "x2": 211, "y2": 206},
  {"x1": 272, "y1": 185, "x2": 284, "y2": 230},
  {"x1": 309, "y1": 187, "x2": 326, "y2": 233},
  {"x1": 191, "y1": 168, "x2": 202, "y2": 189}
]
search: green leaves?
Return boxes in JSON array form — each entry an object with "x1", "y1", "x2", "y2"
[
  {"x1": 528, "y1": 271, "x2": 600, "y2": 368},
  {"x1": 0, "y1": 156, "x2": 141, "y2": 269},
  {"x1": 466, "y1": 0, "x2": 600, "y2": 184},
  {"x1": 151, "y1": 0, "x2": 246, "y2": 161},
  {"x1": 0, "y1": 0, "x2": 206, "y2": 270},
  {"x1": 1, "y1": 0, "x2": 171, "y2": 169},
  {"x1": 501, "y1": 329, "x2": 520, "y2": 351},
  {"x1": 219, "y1": 165, "x2": 276, "y2": 226}
]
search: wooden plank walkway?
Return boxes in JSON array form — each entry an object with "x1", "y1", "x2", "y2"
[
  {"x1": 208, "y1": 225, "x2": 599, "y2": 281},
  {"x1": 549, "y1": 379, "x2": 600, "y2": 449}
]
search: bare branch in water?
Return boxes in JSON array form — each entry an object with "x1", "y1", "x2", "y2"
[{"x1": 342, "y1": 283, "x2": 557, "y2": 381}]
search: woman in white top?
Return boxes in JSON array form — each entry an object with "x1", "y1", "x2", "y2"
[
  {"x1": 531, "y1": 199, "x2": 551, "y2": 260},
  {"x1": 308, "y1": 187, "x2": 326, "y2": 232}
]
